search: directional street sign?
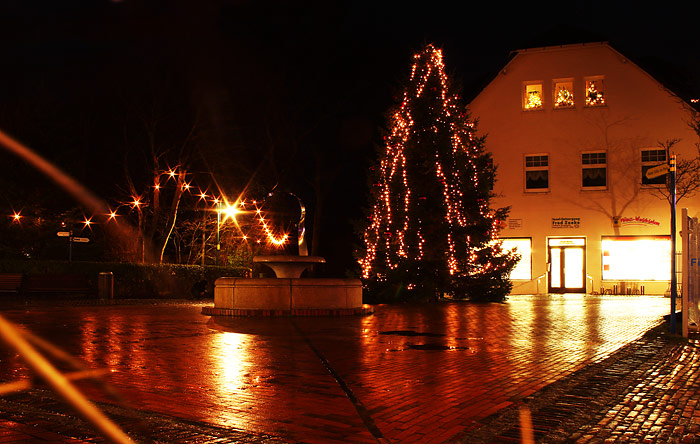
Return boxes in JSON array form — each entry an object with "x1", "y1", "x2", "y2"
[
  {"x1": 57, "y1": 231, "x2": 71, "y2": 237},
  {"x1": 645, "y1": 163, "x2": 669, "y2": 180},
  {"x1": 72, "y1": 237, "x2": 90, "y2": 243}
]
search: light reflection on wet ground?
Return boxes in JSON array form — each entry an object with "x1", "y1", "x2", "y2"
[{"x1": 0, "y1": 295, "x2": 669, "y2": 443}]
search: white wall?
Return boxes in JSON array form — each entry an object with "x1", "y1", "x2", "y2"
[{"x1": 469, "y1": 43, "x2": 699, "y2": 294}]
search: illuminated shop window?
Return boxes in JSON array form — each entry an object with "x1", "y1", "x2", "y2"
[
  {"x1": 524, "y1": 154, "x2": 549, "y2": 191},
  {"x1": 523, "y1": 83, "x2": 543, "y2": 110},
  {"x1": 601, "y1": 236, "x2": 671, "y2": 281},
  {"x1": 582, "y1": 151, "x2": 607, "y2": 189},
  {"x1": 585, "y1": 78, "x2": 606, "y2": 107},
  {"x1": 553, "y1": 80, "x2": 574, "y2": 108},
  {"x1": 641, "y1": 148, "x2": 667, "y2": 185},
  {"x1": 501, "y1": 238, "x2": 532, "y2": 280}
]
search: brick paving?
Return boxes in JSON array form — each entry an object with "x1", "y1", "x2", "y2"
[{"x1": 0, "y1": 295, "x2": 696, "y2": 443}]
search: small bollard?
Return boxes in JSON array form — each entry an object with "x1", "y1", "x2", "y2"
[{"x1": 98, "y1": 272, "x2": 113, "y2": 300}]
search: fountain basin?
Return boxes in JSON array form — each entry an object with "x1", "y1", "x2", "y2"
[
  {"x1": 253, "y1": 255, "x2": 326, "y2": 278},
  {"x1": 203, "y1": 277, "x2": 372, "y2": 317}
]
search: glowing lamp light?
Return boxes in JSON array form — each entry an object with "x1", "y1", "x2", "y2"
[{"x1": 220, "y1": 203, "x2": 240, "y2": 222}]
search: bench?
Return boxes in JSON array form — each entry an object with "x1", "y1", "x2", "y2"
[
  {"x1": 22, "y1": 274, "x2": 90, "y2": 295},
  {"x1": 0, "y1": 273, "x2": 23, "y2": 293}
]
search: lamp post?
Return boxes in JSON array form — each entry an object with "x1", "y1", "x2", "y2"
[
  {"x1": 216, "y1": 200, "x2": 221, "y2": 266},
  {"x1": 670, "y1": 154, "x2": 677, "y2": 334}
]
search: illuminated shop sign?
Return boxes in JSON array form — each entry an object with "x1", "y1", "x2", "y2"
[{"x1": 548, "y1": 238, "x2": 585, "y2": 247}]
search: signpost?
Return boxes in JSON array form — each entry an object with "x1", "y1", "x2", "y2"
[
  {"x1": 56, "y1": 231, "x2": 89, "y2": 261},
  {"x1": 645, "y1": 162, "x2": 669, "y2": 180},
  {"x1": 644, "y1": 157, "x2": 679, "y2": 334},
  {"x1": 670, "y1": 155, "x2": 678, "y2": 334}
]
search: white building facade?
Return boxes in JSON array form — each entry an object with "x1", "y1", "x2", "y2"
[{"x1": 469, "y1": 42, "x2": 699, "y2": 294}]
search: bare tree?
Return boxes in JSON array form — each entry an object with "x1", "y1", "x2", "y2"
[{"x1": 651, "y1": 137, "x2": 700, "y2": 205}]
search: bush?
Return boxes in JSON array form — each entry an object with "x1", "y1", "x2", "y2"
[{"x1": 0, "y1": 260, "x2": 249, "y2": 299}]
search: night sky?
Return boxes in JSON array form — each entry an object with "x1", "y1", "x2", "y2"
[{"x1": 1, "y1": 1, "x2": 697, "y2": 273}]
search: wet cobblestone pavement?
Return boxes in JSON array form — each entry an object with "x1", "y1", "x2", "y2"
[{"x1": 0, "y1": 295, "x2": 695, "y2": 443}]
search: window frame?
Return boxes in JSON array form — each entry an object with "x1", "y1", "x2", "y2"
[
  {"x1": 553, "y1": 78, "x2": 575, "y2": 109},
  {"x1": 524, "y1": 153, "x2": 550, "y2": 192},
  {"x1": 641, "y1": 148, "x2": 668, "y2": 186},
  {"x1": 581, "y1": 150, "x2": 607, "y2": 190},
  {"x1": 501, "y1": 237, "x2": 532, "y2": 281},
  {"x1": 522, "y1": 82, "x2": 544, "y2": 111},
  {"x1": 584, "y1": 76, "x2": 606, "y2": 107},
  {"x1": 601, "y1": 235, "x2": 671, "y2": 281}
]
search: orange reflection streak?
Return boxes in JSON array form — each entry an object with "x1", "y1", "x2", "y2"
[
  {"x1": 80, "y1": 314, "x2": 98, "y2": 365},
  {"x1": 209, "y1": 332, "x2": 254, "y2": 430}
]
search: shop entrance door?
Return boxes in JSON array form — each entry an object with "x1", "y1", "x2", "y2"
[{"x1": 548, "y1": 238, "x2": 586, "y2": 293}]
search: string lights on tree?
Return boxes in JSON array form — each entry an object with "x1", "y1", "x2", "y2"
[{"x1": 358, "y1": 44, "x2": 517, "y2": 302}]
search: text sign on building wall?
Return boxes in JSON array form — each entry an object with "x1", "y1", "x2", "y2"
[{"x1": 552, "y1": 217, "x2": 580, "y2": 229}]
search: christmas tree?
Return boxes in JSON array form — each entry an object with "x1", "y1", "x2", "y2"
[{"x1": 358, "y1": 44, "x2": 517, "y2": 302}]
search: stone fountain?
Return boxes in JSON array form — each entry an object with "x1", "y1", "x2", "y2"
[{"x1": 202, "y1": 192, "x2": 371, "y2": 317}]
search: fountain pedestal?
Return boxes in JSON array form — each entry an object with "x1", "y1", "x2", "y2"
[
  {"x1": 203, "y1": 255, "x2": 372, "y2": 317},
  {"x1": 253, "y1": 255, "x2": 326, "y2": 278}
]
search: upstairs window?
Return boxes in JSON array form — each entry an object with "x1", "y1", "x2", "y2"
[
  {"x1": 523, "y1": 83, "x2": 543, "y2": 110},
  {"x1": 585, "y1": 77, "x2": 606, "y2": 107},
  {"x1": 525, "y1": 154, "x2": 549, "y2": 191},
  {"x1": 582, "y1": 151, "x2": 607, "y2": 189},
  {"x1": 553, "y1": 80, "x2": 575, "y2": 109},
  {"x1": 641, "y1": 149, "x2": 667, "y2": 185}
]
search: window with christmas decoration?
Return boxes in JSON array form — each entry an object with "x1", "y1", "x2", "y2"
[
  {"x1": 358, "y1": 44, "x2": 518, "y2": 303},
  {"x1": 641, "y1": 148, "x2": 667, "y2": 185},
  {"x1": 582, "y1": 151, "x2": 607, "y2": 188},
  {"x1": 585, "y1": 78, "x2": 606, "y2": 106},
  {"x1": 524, "y1": 154, "x2": 549, "y2": 191},
  {"x1": 523, "y1": 83, "x2": 543, "y2": 110},
  {"x1": 553, "y1": 80, "x2": 575, "y2": 108}
]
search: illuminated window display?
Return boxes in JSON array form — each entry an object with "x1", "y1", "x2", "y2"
[
  {"x1": 501, "y1": 238, "x2": 532, "y2": 280},
  {"x1": 601, "y1": 236, "x2": 671, "y2": 281},
  {"x1": 523, "y1": 83, "x2": 543, "y2": 110},
  {"x1": 553, "y1": 80, "x2": 574, "y2": 108},
  {"x1": 585, "y1": 78, "x2": 606, "y2": 106}
]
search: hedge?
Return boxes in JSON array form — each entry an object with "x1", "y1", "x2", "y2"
[{"x1": 0, "y1": 260, "x2": 250, "y2": 299}]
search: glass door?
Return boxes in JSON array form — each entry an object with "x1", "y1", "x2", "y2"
[{"x1": 548, "y1": 238, "x2": 586, "y2": 293}]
